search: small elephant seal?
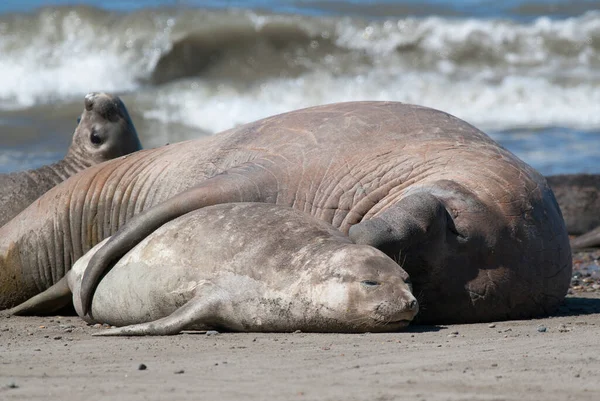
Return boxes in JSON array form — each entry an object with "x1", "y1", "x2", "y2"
[
  {"x1": 0, "y1": 92, "x2": 142, "y2": 227},
  {"x1": 0, "y1": 102, "x2": 570, "y2": 324},
  {"x1": 546, "y1": 174, "x2": 600, "y2": 249},
  {"x1": 10, "y1": 203, "x2": 418, "y2": 334}
]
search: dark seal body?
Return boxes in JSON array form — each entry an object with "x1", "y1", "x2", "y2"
[
  {"x1": 0, "y1": 102, "x2": 571, "y2": 323},
  {"x1": 547, "y1": 174, "x2": 600, "y2": 236},
  {"x1": 546, "y1": 174, "x2": 600, "y2": 249}
]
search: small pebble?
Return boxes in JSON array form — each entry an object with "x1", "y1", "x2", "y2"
[
  {"x1": 6, "y1": 382, "x2": 18, "y2": 389},
  {"x1": 537, "y1": 326, "x2": 547, "y2": 333},
  {"x1": 450, "y1": 331, "x2": 459, "y2": 335},
  {"x1": 206, "y1": 330, "x2": 219, "y2": 336},
  {"x1": 174, "y1": 370, "x2": 185, "y2": 374},
  {"x1": 138, "y1": 364, "x2": 147, "y2": 371},
  {"x1": 488, "y1": 323, "x2": 496, "y2": 328},
  {"x1": 53, "y1": 336, "x2": 62, "y2": 340},
  {"x1": 293, "y1": 330, "x2": 302, "y2": 334}
]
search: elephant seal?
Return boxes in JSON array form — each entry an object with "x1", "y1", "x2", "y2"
[
  {"x1": 0, "y1": 92, "x2": 142, "y2": 227},
  {"x1": 546, "y1": 174, "x2": 600, "y2": 249},
  {"x1": 10, "y1": 203, "x2": 418, "y2": 334},
  {"x1": 0, "y1": 102, "x2": 571, "y2": 323}
]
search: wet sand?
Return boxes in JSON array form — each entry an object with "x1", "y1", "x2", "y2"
[{"x1": 1, "y1": 290, "x2": 599, "y2": 401}]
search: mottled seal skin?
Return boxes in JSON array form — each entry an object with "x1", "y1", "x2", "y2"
[
  {"x1": 0, "y1": 92, "x2": 142, "y2": 227},
  {"x1": 546, "y1": 174, "x2": 600, "y2": 249},
  {"x1": 0, "y1": 102, "x2": 571, "y2": 323},
  {"x1": 10, "y1": 203, "x2": 418, "y2": 334}
]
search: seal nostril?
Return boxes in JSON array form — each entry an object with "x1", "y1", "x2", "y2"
[
  {"x1": 84, "y1": 93, "x2": 97, "y2": 111},
  {"x1": 409, "y1": 299, "x2": 417, "y2": 310}
]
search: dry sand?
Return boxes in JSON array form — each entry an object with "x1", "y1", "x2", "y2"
[{"x1": 1, "y1": 292, "x2": 599, "y2": 401}]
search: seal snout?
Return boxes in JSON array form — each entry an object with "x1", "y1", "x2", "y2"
[
  {"x1": 84, "y1": 92, "x2": 98, "y2": 111},
  {"x1": 373, "y1": 292, "x2": 419, "y2": 325},
  {"x1": 83, "y1": 92, "x2": 124, "y2": 121}
]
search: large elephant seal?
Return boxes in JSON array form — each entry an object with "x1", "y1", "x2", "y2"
[
  {"x1": 0, "y1": 102, "x2": 571, "y2": 323},
  {"x1": 0, "y1": 92, "x2": 142, "y2": 227},
  {"x1": 10, "y1": 203, "x2": 418, "y2": 334},
  {"x1": 546, "y1": 174, "x2": 600, "y2": 249}
]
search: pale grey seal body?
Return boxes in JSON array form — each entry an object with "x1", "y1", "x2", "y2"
[
  {"x1": 0, "y1": 102, "x2": 571, "y2": 323},
  {"x1": 10, "y1": 203, "x2": 418, "y2": 334},
  {"x1": 0, "y1": 92, "x2": 142, "y2": 227}
]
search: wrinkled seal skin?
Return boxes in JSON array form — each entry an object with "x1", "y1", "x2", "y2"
[
  {"x1": 10, "y1": 203, "x2": 418, "y2": 334},
  {"x1": 546, "y1": 174, "x2": 600, "y2": 249},
  {"x1": 0, "y1": 92, "x2": 142, "y2": 227},
  {"x1": 0, "y1": 102, "x2": 571, "y2": 323}
]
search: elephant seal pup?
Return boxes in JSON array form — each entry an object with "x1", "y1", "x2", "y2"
[
  {"x1": 0, "y1": 102, "x2": 571, "y2": 324},
  {"x1": 10, "y1": 203, "x2": 418, "y2": 334},
  {"x1": 546, "y1": 174, "x2": 600, "y2": 249},
  {"x1": 0, "y1": 92, "x2": 142, "y2": 227}
]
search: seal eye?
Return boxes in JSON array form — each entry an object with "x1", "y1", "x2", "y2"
[
  {"x1": 361, "y1": 280, "x2": 381, "y2": 287},
  {"x1": 90, "y1": 130, "x2": 103, "y2": 146}
]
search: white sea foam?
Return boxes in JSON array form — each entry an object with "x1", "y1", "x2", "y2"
[
  {"x1": 0, "y1": 7, "x2": 598, "y2": 131},
  {"x1": 141, "y1": 69, "x2": 600, "y2": 134}
]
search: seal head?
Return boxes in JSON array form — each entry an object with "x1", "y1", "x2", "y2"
[{"x1": 71, "y1": 92, "x2": 142, "y2": 163}]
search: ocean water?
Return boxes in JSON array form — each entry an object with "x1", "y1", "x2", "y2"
[{"x1": 0, "y1": 0, "x2": 598, "y2": 174}]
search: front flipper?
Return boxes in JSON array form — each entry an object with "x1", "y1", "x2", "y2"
[
  {"x1": 348, "y1": 191, "x2": 448, "y2": 258},
  {"x1": 80, "y1": 162, "x2": 279, "y2": 316},
  {"x1": 571, "y1": 225, "x2": 600, "y2": 249},
  {"x1": 8, "y1": 276, "x2": 72, "y2": 316},
  {"x1": 92, "y1": 293, "x2": 230, "y2": 336}
]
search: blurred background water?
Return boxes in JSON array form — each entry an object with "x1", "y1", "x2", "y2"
[{"x1": 0, "y1": 0, "x2": 598, "y2": 175}]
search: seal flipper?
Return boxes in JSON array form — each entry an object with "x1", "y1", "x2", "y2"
[
  {"x1": 570, "y1": 225, "x2": 600, "y2": 249},
  {"x1": 349, "y1": 191, "x2": 448, "y2": 258},
  {"x1": 80, "y1": 162, "x2": 279, "y2": 316},
  {"x1": 8, "y1": 276, "x2": 72, "y2": 316},
  {"x1": 92, "y1": 292, "x2": 231, "y2": 336}
]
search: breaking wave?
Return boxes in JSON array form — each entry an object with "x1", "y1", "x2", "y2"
[{"x1": 0, "y1": 5, "x2": 598, "y2": 130}]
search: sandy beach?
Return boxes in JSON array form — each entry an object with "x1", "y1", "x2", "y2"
[{"x1": 1, "y1": 289, "x2": 599, "y2": 401}]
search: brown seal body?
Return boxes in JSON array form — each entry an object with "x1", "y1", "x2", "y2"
[
  {"x1": 0, "y1": 92, "x2": 142, "y2": 227},
  {"x1": 546, "y1": 174, "x2": 600, "y2": 249},
  {"x1": 0, "y1": 102, "x2": 571, "y2": 323}
]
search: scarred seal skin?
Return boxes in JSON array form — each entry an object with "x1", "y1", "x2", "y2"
[
  {"x1": 0, "y1": 101, "x2": 571, "y2": 323},
  {"x1": 10, "y1": 203, "x2": 418, "y2": 334},
  {"x1": 0, "y1": 92, "x2": 142, "y2": 227}
]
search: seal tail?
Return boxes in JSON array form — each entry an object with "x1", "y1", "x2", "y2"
[
  {"x1": 570, "y1": 225, "x2": 600, "y2": 250},
  {"x1": 8, "y1": 276, "x2": 72, "y2": 316}
]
